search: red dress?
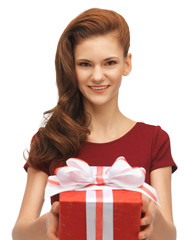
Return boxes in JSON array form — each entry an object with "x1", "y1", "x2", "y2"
[{"x1": 24, "y1": 122, "x2": 177, "y2": 204}]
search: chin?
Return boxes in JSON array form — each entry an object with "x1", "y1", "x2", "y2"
[{"x1": 83, "y1": 94, "x2": 118, "y2": 108}]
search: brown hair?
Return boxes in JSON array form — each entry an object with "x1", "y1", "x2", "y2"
[{"x1": 28, "y1": 8, "x2": 130, "y2": 174}]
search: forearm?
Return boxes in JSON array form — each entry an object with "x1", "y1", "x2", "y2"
[
  {"x1": 12, "y1": 213, "x2": 48, "y2": 240},
  {"x1": 150, "y1": 207, "x2": 176, "y2": 240}
]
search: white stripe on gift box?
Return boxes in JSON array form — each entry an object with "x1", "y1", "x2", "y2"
[
  {"x1": 86, "y1": 190, "x2": 96, "y2": 240},
  {"x1": 86, "y1": 189, "x2": 113, "y2": 240},
  {"x1": 103, "y1": 189, "x2": 113, "y2": 240}
]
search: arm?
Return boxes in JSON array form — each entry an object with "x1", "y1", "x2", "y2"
[
  {"x1": 12, "y1": 167, "x2": 59, "y2": 240},
  {"x1": 138, "y1": 167, "x2": 176, "y2": 240}
]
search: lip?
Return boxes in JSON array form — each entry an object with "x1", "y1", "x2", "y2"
[{"x1": 88, "y1": 85, "x2": 110, "y2": 93}]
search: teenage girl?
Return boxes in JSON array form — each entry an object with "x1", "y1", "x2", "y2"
[{"x1": 12, "y1": 8, "x2": 177, "y2": 240}]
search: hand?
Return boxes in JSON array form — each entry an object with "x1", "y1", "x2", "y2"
[
  {"x1": 46, "y1": 201, "x2": 60, "y2": 240},
  {"x1": 138, "y1": 194, "x2": 157, "y2": 240}
]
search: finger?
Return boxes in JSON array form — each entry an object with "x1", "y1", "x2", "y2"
[
  {"x1": 47, "y1": 202, "x2": 60, "y2": 240},
  {"x1": 47, "y1": 232, "x2": 59, "y2": 240},
  {"x1": 141, "y1": 194, "x2": 150, "y2": 213},
  {"x1": 141, "y1": 204, "x2": 154, "y2": 226},
  {"x1": 51, "y1": 201, "x2": 60, "y2": 215},
  {"x1": 142, "y1": 201, "x2": 156, "y2": 225},
  {"x1": 47, "y1": 213, "x2": 59, "y2": 240},
  {"x1": 138, "y1": 224, "x2": 153, "y2": 240},
  {"x1": 140, "y1": 212, "x2": 153, "y2": 226}
]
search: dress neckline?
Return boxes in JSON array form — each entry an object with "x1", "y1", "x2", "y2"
[{"x1": 86, "y1": 122, "x2": 141, "y2": 146}]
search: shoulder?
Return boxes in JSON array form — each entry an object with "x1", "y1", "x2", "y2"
[
  {"x1": 137, "y1": 122, "x2": 164, "y2": 131},
  {"x1": 136, "y1": 122, "x2": 172, "y2": 158},
  {"x1": 137, "y1": 122, "x2": 169, "y2": 138}
]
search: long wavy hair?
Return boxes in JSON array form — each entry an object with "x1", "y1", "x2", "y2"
[{"x1": 28, "y1": 8, "x2": 130, "y2": 174}]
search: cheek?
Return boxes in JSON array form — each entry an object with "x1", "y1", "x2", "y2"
[
  {"x1": 76, "y1": 72, "x2": 89, "y2": 95},
  {"x1": 76, "y1": 69, "x2": 90, "y2": 84},
  {"x1": 109, "y1": 68, "x2": 123, "y2": 81},
  {"x1": 76, "y1": 72, "x2": 84, "y2": 88}
]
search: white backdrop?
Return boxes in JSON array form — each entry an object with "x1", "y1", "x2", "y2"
[{"x1": 1, "y1": 0, "x2": 191, "y2": 239}]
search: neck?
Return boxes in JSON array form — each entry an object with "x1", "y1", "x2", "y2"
[
  {"x1": 89, "y1": 104, "x2": 122, "y2": 131},
  {"x1": 84, "y1": 97, "x2": 132, "y2": 142}
]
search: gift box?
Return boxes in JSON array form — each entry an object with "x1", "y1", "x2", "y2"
[
  {"x1": 45, "y1": 157, "x2": 158, "y2": 240},
  {"x1": 59, "y1": 189, "x2": 142, "y2": 240}
]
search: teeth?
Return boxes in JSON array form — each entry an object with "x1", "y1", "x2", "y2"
[{"x1": 91, "y1": 86, "x2": 108, "y2": 90}]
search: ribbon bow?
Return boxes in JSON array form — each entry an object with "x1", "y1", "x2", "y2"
[{"x1": 45, "y1": 156, "x2": 159, "y2": 204}]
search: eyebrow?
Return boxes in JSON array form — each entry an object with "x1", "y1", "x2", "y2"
[
  {"x1": 75, "y1": 59, "x2": 91, "y2": 62},
  {"x1": 104, "y1": 57, "x2": 119, "y2": 61},
  {"x1": 75, "y1": 56, "x2": 120, "y2": 62}
]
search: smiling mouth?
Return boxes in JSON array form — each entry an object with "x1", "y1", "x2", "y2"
[{"x1": 89, "y1": 85, "x2": 109, "y2": 90}]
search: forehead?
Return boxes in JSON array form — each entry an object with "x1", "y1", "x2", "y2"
[{"x1": 74, "y1": 33, "x2": 124, "y2": 59}]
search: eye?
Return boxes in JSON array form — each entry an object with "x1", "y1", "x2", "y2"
[
  {"x1": 105, "y1": 60, "x2": 117, "y2": 66},
  {"x1": 78, "y1": 62, "x2": 91, "y2": 67}
]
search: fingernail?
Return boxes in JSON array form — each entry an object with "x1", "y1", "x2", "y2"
[
  {"x1": 142, "y1": 220, "x2": 146, "y2": 225},
  {"x1": 52, "y1": 203, "x2": 57, "y2": 211}
]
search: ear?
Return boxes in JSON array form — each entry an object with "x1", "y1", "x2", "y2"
[{"x1": 123, "y1": 53, "x2": 132, "y2": 76}]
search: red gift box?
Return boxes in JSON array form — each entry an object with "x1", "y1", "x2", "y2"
[
  {"x1": 59, "y1": 189, "x2": 141, "y2": 240},
  {"x1": 45, "y1": 158, "x2": 158, "y2": 239}
]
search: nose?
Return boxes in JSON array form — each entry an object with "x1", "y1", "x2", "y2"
[{"x1": 91, "y1": 66, "x2": 105, "y2": 82}]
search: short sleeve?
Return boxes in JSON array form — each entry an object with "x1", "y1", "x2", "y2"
[
  {"x1": 23, "y1": 130, "x2": 50, "y2": 176},
  {"x1": 151, "y1": 126, "x2": 177, "y2": 173}
]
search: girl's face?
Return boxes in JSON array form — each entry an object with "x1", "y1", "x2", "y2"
[{"x1": 74, "y1": 33, "x2": 132, "y2": 108}]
